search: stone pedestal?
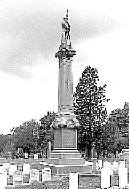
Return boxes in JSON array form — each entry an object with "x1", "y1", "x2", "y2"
[
  {"x1": 54, "y1": 128, "x2": 77, "y2": 149},
  {"x1": 49, "y1": 112, "x2": 83, "y2": 164},
  {"x1": 48, "y1": 112, "x2": 88, "y2": 174}
]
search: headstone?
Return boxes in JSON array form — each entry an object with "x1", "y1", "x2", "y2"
[
  {"x1": 111, "y1": 171, "x2": 119, "y2": 187},
  {"x1": 23, "y1": 164, "x2": 30, "y2": 174},
  {"x1": 42, "y1": 167, "x2": 51, "y2": 182},
  {"x1": 7, "y1": 175, "x2": 13, "y2": 186},
  {"x1": 34, "y1": 154, "x2": 38, "y2": 160},
  {"x1": 23, "y1": 163, "x2": 30, "y2": 184},
  {"x1": 25, "y1": 153, "x2": 28, "y2": 159},
  {"x1": 118, "y1": 161, "x2": 128, "y2": 188},
  {"x1": 9, "y1": 164, "x2": 17, "y2": 175},
  {"x1": 101, "y1": 162, "x2": 113, "y2": 188},
  {"x1": 23, "y1": 174, "x2": 30, "y2": 184},
  {"x1": 0, "y1": 166, "x2": 7, "y2": 189},
  {"x1": 112, "y1": 161, "x2": 119, "y2": 171},
  {"x1": 30, "y1": 169, "x2": 39, "y2": 183},
  {"x1": 103, "y1": 161, "x2": 112, "y2": 168},
  {"x1": 13, "y1": 170, "x2": 23, "y2": 186},
  {"x1": 3, "y1": 163, "x2": 10, "y2": 170},
  {"x1": 69, "y1": 172, "x2": 78, "y2": 189}
]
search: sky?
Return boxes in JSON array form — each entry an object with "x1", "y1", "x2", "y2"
[{"x1": 0, "y1": 0, "x2": 129, "y2": 134}]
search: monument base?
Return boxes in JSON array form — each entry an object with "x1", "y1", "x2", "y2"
[
  {"x1": 50, "y1": 164, "x2": 93, "y2": 175},
  {"x1": 46, "y1": 149, "x2": 92, "y2": 174},
  {"x1": 48, "y1": 149, "x2": 85, "y2": 165}
]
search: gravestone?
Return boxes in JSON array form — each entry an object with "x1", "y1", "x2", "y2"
[
  {"x1": 3, "y1": 163, "x2": 10, "y2": 170},
  {"x1": 118, "y1": 161, "x2": 128, "y2": 188},
  {"x1": 112, "y1": 161, "x2": 119, "y2": 171},
  {"x1": 30, "y1": 169, "x2": 39, "y2": 183},
  {"x1": 25, "y1": 153, "x2": 28, "y2": 159},
  {"x1": 69, "y1": 172, "x2": 78, "y2": 189},
  {"x1": 23, "y1": 174, "x2": 30, "y2": 184},
  {"x1": 101, "y1": 162, "x2": 113, "y2": 188},
  {"x1": 23, "y1": 163, "x2": 30, "y2": 174},
  {"x1": 42, "y1": 167, "x2": 51, "y2": 182},
  {"x1": 23, "y1": 163, "x2": 30, "y2": 184},
  {"x1": 13, "y1": 170, "x2": 23, "y2": 186},
  {"x1": 9, "y1": 164, "x2": 17, "y2": 175},
  {"x1": 34, "y1": 154, "x2": 38, "y2": 160},
  {"x1": 0, "y1": 166, "x2": 7, "y2": 189},
  {"x1": 7, "y1": 175, "x2": 13, "y2": 186}
]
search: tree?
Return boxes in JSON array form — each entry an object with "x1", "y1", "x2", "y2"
[
  {"x1": 0, "y1": 134, "x2": 8, "y2": 154},
  {"x1": 12, "y1": 119, "x2": 40, "y2": 155},
  {"x1": 74, "y1": 66, "x2": 108, "y2": 158},
  {"x1": 103, "y1": 103, "x2": 129, "y2": 155},
  {"x1": 0, "y1": 134, "x2": 14, "y2": 157},
  {"x1": 11, "y1": 112, "x2": 55, "y2": 157},
  {"x1": 38, "y1": 111, "x2": 55, "y2": 152}
]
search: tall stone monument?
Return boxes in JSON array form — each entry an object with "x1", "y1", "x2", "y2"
[{"x1": 48, "y1": 11, "x2": 89, "y2": 174}]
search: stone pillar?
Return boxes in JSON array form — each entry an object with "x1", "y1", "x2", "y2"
[{"x1": 58, "y1": 58, "x2": 73, "y2": 113}]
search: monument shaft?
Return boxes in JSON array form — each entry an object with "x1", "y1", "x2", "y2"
[
  {"x1": 55, "y1": 10, "x2": 76, "y2": 113},
  {"x1": 58, "y1": 58, "x2": 73, "y2": 112}
]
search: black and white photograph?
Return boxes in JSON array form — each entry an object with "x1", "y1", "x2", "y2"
[{"x1": 0, "y1": 0, "x2": 129, "y2": 188}]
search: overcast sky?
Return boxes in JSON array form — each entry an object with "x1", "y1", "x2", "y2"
[{"x1": 0, "y1": 0, "x2": 129, "y2": 134}]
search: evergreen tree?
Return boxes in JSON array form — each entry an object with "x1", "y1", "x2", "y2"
[
  {"x1": 38, "y1": 111, "x2": 55, "y2": 152},
  {"x1": 74, "y1": 66, "x2": 108, "y2": 158},
  {"x1": 103, "y1": 103, "x2": 129, "y2": 156}
]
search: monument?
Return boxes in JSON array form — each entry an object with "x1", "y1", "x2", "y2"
[{"x1": 48, "y1": 11, "x2": 90, "y2": 174}]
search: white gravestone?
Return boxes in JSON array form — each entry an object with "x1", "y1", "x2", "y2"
[
  {"x1": 112, "y1": 161, "x2": 119, "y2": 171},
  {"x1": 25, "y1": 153, "x2": 28, "y2": 159},
  {"x1": 0, "y1": 166, "x2": 7, "y2": 189},
  {"x1": 69, "y1": 173, "x2": 78, "y2": 189},
  {"x1": 101, "y1": 162, "x2": 113, "y2": 189},
  {"x1": 23, "y1": 164, "x2": 30, "y2": 184},
  {"x1": 13, "y1": 170, "x2": 23, "y2": 186},
  {"x1": 3, "y1": 163, "x2": 10, "y2": 170},
  {"x1": 9, "y1": 164, "x2": 17, "y2": 175},
  {"x1": 34, "y1": 154, "x2": 38, "y2": 160},
  {"x1": 42, "y1": 167, "x2": 51, "y2": 182},
  {"x1": 30, "y1": 169, "x2": 39, "y2": 183},
  {"x1": 103, "y1": 161, "x2": 112, "y2": 169},
  {"x1": 23, "y1": 164, "x2": 30, "y2": 174},
  {"x1": 118, "y1": 161, "x2": 127, "y2": 188}
]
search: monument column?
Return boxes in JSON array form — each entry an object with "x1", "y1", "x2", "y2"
[{"x1": 49, "y1": 11, "x2": 85, "y2": 167}]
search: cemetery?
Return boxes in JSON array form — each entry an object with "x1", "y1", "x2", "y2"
[
  {"x1": 0, "y1": 151, "x2": 129, "y2": 188},
  {"x1": 1, "y1": 9, "x2": 129, "y2": 189}
]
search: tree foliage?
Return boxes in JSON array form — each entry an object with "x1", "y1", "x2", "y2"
[
  {"x1": 12, "y1": 119, "x2": 40, "y2": 154},
  {"x1": 0, "y1": 134, "x2": 13, "y2": 157},
  {"x1": 38, "y1": 111, "x2": 55, "y2": 150},
  {"x1": 103, "y1": 102, "x2": 129, "y2": 155},
  {"x1": 74, "y1": 66, "x2": 108, "y2": 157},
  {"x1": 9, "y1": 112, "x2": 55, "y2": 157}
]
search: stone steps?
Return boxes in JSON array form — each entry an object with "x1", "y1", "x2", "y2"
[{"x1": 50, "y1": 152, "x2": 82, "y2": 159}]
